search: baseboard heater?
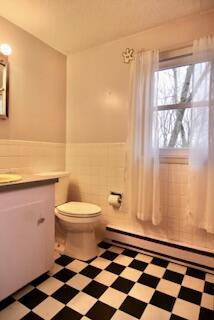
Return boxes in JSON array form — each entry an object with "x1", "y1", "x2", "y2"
[{"x1": 105, "y1": 226, "x2": 214, "y2": 274}]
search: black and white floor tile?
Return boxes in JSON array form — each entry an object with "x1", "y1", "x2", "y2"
[{"x1": 0, "y1": 242, "x2": 213, "y2": 320}]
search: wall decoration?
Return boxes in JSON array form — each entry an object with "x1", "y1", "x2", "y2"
[{"x1": 122, "y1": 48, "x2": 135, "y2": 64}]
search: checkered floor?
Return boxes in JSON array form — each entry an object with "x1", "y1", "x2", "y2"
[{"x1": 0, "y1": 242, "x2": 213, "y2": 320}]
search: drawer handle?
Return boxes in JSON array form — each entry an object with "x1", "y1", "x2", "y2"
[{"x1": 37, "y1": 217, "x2": 45, "y2": 225}]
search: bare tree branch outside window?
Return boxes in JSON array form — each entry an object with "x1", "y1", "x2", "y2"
[{"x1": 156, "y1": 64, "x2": 193, "y2": 148}]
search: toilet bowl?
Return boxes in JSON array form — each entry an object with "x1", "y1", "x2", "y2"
[
  {"x1": 55, "y1": 202, "x2": 101, "y2": 261},
  {"x1": 36, "y1": 171, "x2": 102, "y2": 261}
]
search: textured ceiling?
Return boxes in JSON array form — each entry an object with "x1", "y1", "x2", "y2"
[{"x1": 0, "y1": 0, "x2": 213, "y2": 54}]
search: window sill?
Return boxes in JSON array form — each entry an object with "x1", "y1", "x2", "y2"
[
  {"x1": 160, "y1": 156, "x2": 188, "y2": 164},
  {"x1": 160, "y1": 148, "x2": 188, "y2": 164}
]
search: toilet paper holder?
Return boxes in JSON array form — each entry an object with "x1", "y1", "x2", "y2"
[{"x1": 108, "y1": 191, "x2": 123, "y2": 207}]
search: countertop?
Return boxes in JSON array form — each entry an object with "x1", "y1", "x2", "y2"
[{"x1": 0, "y1": 174, "x2": 58, "y2": 192}]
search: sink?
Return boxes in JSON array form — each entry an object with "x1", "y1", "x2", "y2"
[{"x1": 0, "y1": 174, "x2": 22, "y2": 184}]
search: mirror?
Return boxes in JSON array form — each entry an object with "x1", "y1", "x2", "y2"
[{"x1": 0, "y1": 57, "x2": 8, "y2": 118}]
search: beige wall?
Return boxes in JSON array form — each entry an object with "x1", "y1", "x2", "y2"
[
  {"x1": 67, "y1": 10, "x2": 214, "y2": 143},
  {"x1": 66, "y1": 11, "x2": 214, "y2": 249},
  {"x1": 0, "y1": 16, "x2": 66, "y2": 143}
]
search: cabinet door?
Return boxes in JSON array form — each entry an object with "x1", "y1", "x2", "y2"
[{"x1": 0, "y1": 200, "x2": 54, "y2": 300}]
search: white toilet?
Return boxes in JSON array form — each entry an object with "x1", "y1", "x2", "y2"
[{"x1": 36, "y1": 171, "x2": 102, "y2": 261}]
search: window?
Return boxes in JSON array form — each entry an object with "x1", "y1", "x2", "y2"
[{"x1": 156, "y1": 64, "x2": 193, "y2": 150}]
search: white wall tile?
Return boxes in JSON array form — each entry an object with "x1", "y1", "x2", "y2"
[
  {"x1": 66, "y1": 142, "x2": 214, "y2": 250},
  {"x1": 0, "y1": 139, "x2": 65, "y2": 174}
]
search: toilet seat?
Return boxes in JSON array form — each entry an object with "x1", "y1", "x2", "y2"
[{"x1": 56, "y1": 201, "x2": 101, "y2": 218}]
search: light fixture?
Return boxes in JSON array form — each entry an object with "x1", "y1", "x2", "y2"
[{"x1": 0, "y1": 44, "x2": 12, "y2": 56}]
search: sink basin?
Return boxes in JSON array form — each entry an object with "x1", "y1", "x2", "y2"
[{"x1": 0, "y1": 174, "x2": 22, "y2": 184}]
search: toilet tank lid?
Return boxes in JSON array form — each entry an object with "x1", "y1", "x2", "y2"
[{"x1": 57, "y1": 202, "x2": 101, "y2": 215}]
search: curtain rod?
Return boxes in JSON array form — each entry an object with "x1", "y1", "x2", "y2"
[
  {"x1": 136, "y1": 42, "x2": 193, "y2": 55},
  {"x1": 136, "y1": 43, "x2": 193, "y2": 62}
]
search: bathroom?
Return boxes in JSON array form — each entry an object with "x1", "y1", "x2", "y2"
[{"x1": 0, "y1": 0, "x2": 213, "y2": 319}]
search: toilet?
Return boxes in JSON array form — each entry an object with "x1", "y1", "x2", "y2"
[
  {"x1": 55, "y1": 201, "x2": 101, "y2": 261},
  {"x1": 36, "y1": 171, "x2": 102, "y2": 261}
]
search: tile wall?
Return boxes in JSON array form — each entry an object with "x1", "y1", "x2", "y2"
[
  {"x1": 0, "y1": 139, "x2": 65, "y2": 174},
  {"x1": 1, "y1": 139, "x2": 212, "y2": 250},
  {"x1": 66, "y1": 142, "x2": 214, "y2": 250}
]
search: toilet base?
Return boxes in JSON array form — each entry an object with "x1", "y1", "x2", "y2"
[{"x1": 64, "y1": 229, "x2": 98, "y2": 261}]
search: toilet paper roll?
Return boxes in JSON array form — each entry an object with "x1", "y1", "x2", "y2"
[{"x1": 108, "y1": 194, "x2": 121, "y2": 208}]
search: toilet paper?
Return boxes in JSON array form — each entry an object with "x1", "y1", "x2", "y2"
[{"x1": 108, "y1": 194, "x2": 121, "y2": 208}]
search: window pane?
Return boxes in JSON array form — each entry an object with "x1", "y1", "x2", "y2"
[
  {"x1": 158, "y1": 108, "x2": 191, "y2": 148},
  {"x1": 157, "y1": 65, "x2": 192, "y2": 106},
  {"x1": 156, "y1": 64, "x2": 194, "y2": 149}
]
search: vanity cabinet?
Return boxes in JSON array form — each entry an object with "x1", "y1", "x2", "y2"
[{"x1": 0, "y1": 183, "x2": 55, "y2": 301}]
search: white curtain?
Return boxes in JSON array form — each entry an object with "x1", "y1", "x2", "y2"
[
  {"x1": 126, "y1": 50, "x2": 161, "y2": 225},
  {"x1": 189, "y1": 36, "x2": 214, "y2": 233}
]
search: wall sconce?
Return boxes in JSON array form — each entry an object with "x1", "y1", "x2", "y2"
[{"x1": 0, "y1": 44, "x2": 12, "y2": 56}]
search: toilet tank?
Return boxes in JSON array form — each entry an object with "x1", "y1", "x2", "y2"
[{"x1": 35, "y1": 171, "x2": 70, "y2": 206}]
